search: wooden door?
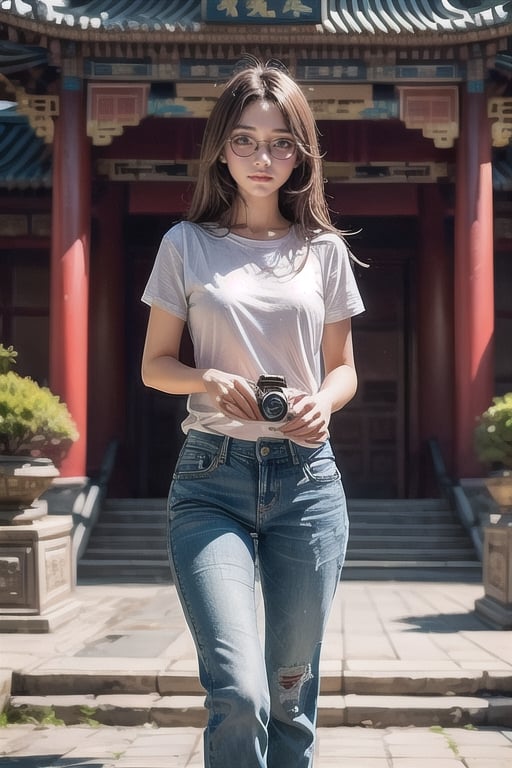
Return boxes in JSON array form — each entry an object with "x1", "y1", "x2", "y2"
[{"x1": 330, "y1": 251, "x2": 412, "y2": 498}]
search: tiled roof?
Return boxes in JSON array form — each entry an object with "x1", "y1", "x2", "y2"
[
  {"x1": 0, "y1": 41, "x2": 48, "y2": 74},
  {"x1": 0, "y1": 113, "x2": 52, "y2": 188},
  {"x1": 0, "y1": 1, "x2": 510, "y2": 35},
  {"x1": 323, "y1": 1, "x2": 512, "y2": 35},
  {"x1": 1, "y1": 0, "x2": 201, "y2": 33}
]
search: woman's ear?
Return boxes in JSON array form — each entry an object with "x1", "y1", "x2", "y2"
[{"x1": 219, "y1": 155, "x2": 227, "y2": 164}]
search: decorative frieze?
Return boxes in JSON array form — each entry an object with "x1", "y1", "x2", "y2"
[
  {"x1": 324, "y1": 162, "x2": 449, "y2": 183},
  {"x1": 0, "y1": 214, "x2": 28, "y2": 236},
  {"x1": 83, "y1": 55, "x2": 466, "y2": 83},
  {"x1": 297, "y1": 60, "x2": 464, "y2": 83},
  {"x1": 96, "y1": 157, "x2": 448, "y2": 184},
  {"x1": 0, "y1": 213, "x2": 51, "y2": 237}
]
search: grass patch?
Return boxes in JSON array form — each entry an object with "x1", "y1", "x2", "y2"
[
  {"x1": 429, "y1": 725, "x2": 459, "y2": 756},
  {"x1": 1, "y1": 704, "x2": 64, "y2": 726}
]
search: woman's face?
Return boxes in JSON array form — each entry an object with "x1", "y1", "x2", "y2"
[{"x1": 221, "y1": 99, "x2": 298, "y2": 204}]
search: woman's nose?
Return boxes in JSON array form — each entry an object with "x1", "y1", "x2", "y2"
[{"x1": 254, "y1": 143, "x2": 272, "y2": 165}]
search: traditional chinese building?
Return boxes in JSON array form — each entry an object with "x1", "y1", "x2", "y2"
[{"x1": 0, "y1": 1, "x2": 511, "y2": 499}]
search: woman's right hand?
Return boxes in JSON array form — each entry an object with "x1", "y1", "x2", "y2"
[{"x1": 203, "y1": 369, "x2": 261, "y2": 421}]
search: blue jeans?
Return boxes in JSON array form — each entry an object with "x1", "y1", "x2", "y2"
[{"x1": 168, "y1": 429, "x2": 349, "y2": 768}]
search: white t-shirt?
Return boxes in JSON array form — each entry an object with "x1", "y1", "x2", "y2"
[{"x1": 142, "y1": 221, "x2": 364, "y2": 441}]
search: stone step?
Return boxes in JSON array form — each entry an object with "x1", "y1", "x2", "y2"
[
  {"x1": 350, "y1": 523, "x2": 466, "y2": 532},
  {"x1": 99, "y1": 513, "x2": 166, "y2": 525},
  {"x1": 7, "y1": 692, "x2": 512, "y2": 728},
  {"x1": 81, "y1": 547, "x2": 477, "y2": 563},
  {"x1": 77, "y1": 558, "x2": 171, "y2": 582},
  {"x1": 102, "y1": 498, "x2": 452, "y2": 512},
  {"x1": 91, "y1": 523, "x2": 167, "y2": 535},
  {"x1": 77, "y1": 559, "x2": 482, "y2": 584},
  {"x1": 346, "y1": 549, "x2": 476, "y2": 560},
  {"x1": 348, "y1": 536, "x2": 475, "y2": 548},
  {"x1": 88, "y1": 528, "x2": 468, "y2": 542},
  {"x1": 13, "y1": 667, "x2": 511, "y2": 699},
  {"x1": 342, "y1": 560, "x2": 482, "y2": 573},
  {"x1": 11, "y1": 663, "x2": 510, "y2": 729}
]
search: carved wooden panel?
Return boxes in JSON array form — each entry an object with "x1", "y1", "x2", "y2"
[
  {"x1": 87, "y1": 83, "x2": 150, "y2": 145},
  {"x1": 398, "y1": 86, "x2": 459, "y2": 148}
]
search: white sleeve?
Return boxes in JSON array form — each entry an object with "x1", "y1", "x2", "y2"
[
  {"x1": 323, "y1": 237, "x2": 365, "y2": 323},
  {"x1": 141, "y1": 227, "x2": 188, "y2": 320}
]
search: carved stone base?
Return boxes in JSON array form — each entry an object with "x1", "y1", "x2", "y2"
[
  {"x1": 0, "y1": 516, "x2": 77, "y2": 632},
  {"x1": 475, "y1": 595, "x2": 512, "y2": 630},
  {"x1": 475, "y1": 520, "x2": 512, "y2": 630},
  {"x1": 0, "y1": 598, "x2": 81, "y2": 633}
]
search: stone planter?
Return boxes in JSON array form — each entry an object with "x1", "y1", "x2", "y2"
[
  {"x1": 484, "y1": 471, "x2": 512, "y2": 508},
  {"x1": 0, "y1": 456, "x2": 59, "y2": 524},
  {"x1": 0, "y1": 456, "x2": 79, "y2": 631},
  {"x1": 474, "y1": 472, "x2": 512, "y2": 630}
]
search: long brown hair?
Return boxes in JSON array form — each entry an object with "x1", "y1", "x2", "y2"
[{"x1": 187, "y1": 59, "x2": 337, "y2": 239}]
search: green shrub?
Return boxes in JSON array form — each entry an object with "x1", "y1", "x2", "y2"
[
  {"x1": 0, "y1": 344, "x2": 78, "y2": 464},
  {"x1": 474, "y1": 393, "x2": 512, "y2": 470}
]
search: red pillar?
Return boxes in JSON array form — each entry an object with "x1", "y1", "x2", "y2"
[
  {"x1": 88, "y1": 183, "x2": 126, "y2": 479},
  {"x1": 454, "y1": 89, "x2": 495, "y2": 478},
  {"x1": 50, "y1": 77, "x2": 91, "y2": 477},
  {"x1": 417, "y1": 185, "x2": 454, "y2": 487}
]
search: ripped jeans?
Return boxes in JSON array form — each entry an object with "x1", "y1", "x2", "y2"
[{"x1": 168, "y1": 429, "x2": 349, "y2": 768}]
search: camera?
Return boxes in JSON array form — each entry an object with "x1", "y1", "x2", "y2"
[{"x1": 255, "y1": 375, "x2": 288, "y2": 422}]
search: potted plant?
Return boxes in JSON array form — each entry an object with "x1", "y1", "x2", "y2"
[
  {"x1": 474, "y1": 392, "x2": 512, "y2": 507},
  {"x1": 0, "y1": 344, "x2": 79, "y2": 515}
]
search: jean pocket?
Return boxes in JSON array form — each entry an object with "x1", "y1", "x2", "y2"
[
  {"x1": 173, "y1": 435, "x2": 223, "y2": 479},
  {"x1": 302, "y1": 444, "x2": 341, "y2": 484}
]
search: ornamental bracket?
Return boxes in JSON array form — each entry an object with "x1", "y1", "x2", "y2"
[
  {"x1": 16, "y1": 93, "x2": 59, "y2": 143},
  {"x1": 488, "y1": 98, "x2": 512, "y2": 148},
  {"x1": 0, "y1": 74, "x2": 59, "y2": 143}
]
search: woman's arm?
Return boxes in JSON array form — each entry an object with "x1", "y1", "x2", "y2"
[
  {"x1": 141, "y1": 305, "x2": 206, "y2": 394},
  {"x1": 280, "y1": 318, "x2": 358, "y2": 443},
  {"x1": 141, "y1": 305, "x2": 262, "y2": 419}
]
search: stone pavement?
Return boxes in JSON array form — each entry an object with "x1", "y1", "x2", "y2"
[
  {"x1": 1, "y1": 575, "x2": 512, "y2": 766},
  {"x1": 0, "y1": 722, "x2": 512, "y2": 767}
]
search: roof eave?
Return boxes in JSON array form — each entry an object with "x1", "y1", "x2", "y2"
[{"x1": 1, "y1": 13, "x2": 511, "y2": 49}]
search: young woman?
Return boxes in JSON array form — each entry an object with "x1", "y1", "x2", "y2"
[{"x1": 141, "y1": 59, "x2": 364, "y2": 768}]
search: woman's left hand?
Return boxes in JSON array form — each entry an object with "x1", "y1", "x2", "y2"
[{"x1": 280, "y1": 392, "x2": 331, "y2": 444}]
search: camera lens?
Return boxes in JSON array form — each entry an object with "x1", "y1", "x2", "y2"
[{"x1": 260, "y1": 391, "x2": 288, "y2": 421}]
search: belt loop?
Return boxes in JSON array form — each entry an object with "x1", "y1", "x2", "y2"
[
  {"x1": 218, "y1": 434, "x2": 230, "y2": 465},
  {"x1": 287, "y1": 440, "x2": 300, "y2": 465}
]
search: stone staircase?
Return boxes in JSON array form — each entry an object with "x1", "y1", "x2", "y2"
[
  {"x1": 78, "y1": 498, "x2": 171, "y2": 583},
  {"x1": 343, "y1": 498, "x2": 481, "y2": 579},
  {"x1": 78, "y1": 497, "x2": 480, "y2": 583},
  {"x1": 8, "y1": 658, "x2": 512, "y2": 729}
]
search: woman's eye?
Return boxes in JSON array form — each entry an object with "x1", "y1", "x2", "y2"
[
  {"x1": 273, "y1": 139, "x2": 294, "y2": 149},
  {"x1": 232, "y1": 135, "x2": 253, "y2": 146}
]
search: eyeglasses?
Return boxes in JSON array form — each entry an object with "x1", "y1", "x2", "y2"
[{"x1": 227, "y1": 135, "x2": 297, "y2": 160}]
